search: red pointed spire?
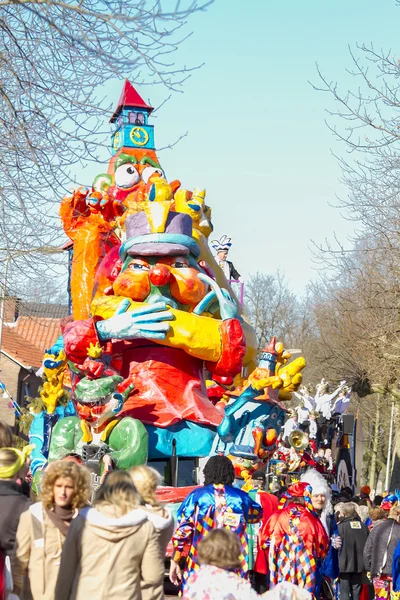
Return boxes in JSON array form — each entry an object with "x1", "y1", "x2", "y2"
[
  {"x1": 262, "y1": 336, "x2": 278, "y2": 355},
  {"x1": 110, "y1": 80, "x2": 154, "y2": 122}
]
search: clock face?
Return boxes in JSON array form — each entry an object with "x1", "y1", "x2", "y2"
[
  {"x1": 130, "y1": 126, "x2": 149, "y2": 147},
  {"x1": 113, "y1": 132, "x2": 121, "y2": 152}
]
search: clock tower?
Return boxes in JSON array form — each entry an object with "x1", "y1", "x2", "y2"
[{"x1": 110, "y1": 80, "x2": 155, "y2": 155}]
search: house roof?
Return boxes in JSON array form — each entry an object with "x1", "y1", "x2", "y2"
[
  {"x1": 110, "y1": 80, "x2": 154, "y2": 123},
  {"x1": 19, "y1": 302, "x2": 69, "y2": 319},
  {"x1": 2, "y1": 317, "x2": 63, "y2": 369}
]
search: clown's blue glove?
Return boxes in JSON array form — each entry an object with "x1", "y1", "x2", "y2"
[
  {"x1": 96, "y1": 300, "x2": 173, "y2": 341},
  {"x1": 194, "y1": 273, "x2": 239, "y2": 321}
]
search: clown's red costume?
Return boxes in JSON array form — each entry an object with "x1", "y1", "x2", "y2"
[{"x1": 260, "y1": 482, "x2": 328, "y2": 595}]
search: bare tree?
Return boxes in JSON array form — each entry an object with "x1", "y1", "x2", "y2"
[
  {"x1": 244, "y1": 271, "x2": 307, "y2": 352},
  {"x1": 0, "y1": 0, "x2": 212, "y2": 293}
]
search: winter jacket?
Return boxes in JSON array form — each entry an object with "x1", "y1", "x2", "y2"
[
  {"x1": 141, "y1": 505, "x2": 174, "y2": 600},
  {"x1": 0, "y1": 480, "x2": 32, "y2": 556},
  {"x1": 337, "y1": 515, "x2": 369, "y2": 573},
  {"x1": 55, "y1": 504, "x2": 165, "y2": 600},
  {"x1": 12, "y1": 502, "x2": 78, "y2": 600},
  {"x1": 363, "y1": 517, "x2": 400, "y2": 576}
]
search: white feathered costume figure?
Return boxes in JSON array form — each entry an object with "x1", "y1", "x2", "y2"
[{"x1": 300, "y1": 468, "x2": 333, "y2": 535}]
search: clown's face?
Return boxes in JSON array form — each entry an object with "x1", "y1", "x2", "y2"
[{"x1": 112, "y1": 255, "x2": 207, "y2": 309}]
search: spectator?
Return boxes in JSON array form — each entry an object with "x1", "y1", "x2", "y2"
[
  {"x1": 259, "y1": 482, "x2": 329, "y2": 596},
  {"x1": 355, "y1": 498, "x2": 370, "y2": 524},
  {"x1": 0, "y1": 446, "x2": 32, "y2": 600},
  {"x1": 0, "y1": 446, "x2": 33, "y2": 556},
  {"x1": 368, "y1": 506, "x2": 387, "y2": 529},
  {"x1": 360, "y1": 485, "x2": 372, "y2": 505},
  {"x1": 182, "y1": 528, "x2": 312, "y2": 600},
  {"x1": 374, "y1": 495, "x2": 384, "y2": 507},
  {"x1": 12, "y1": 459, "x2": 90, "y2": 600},
  {"x1": 169, "y1": 455, "x2": 262, "y2": 588},
  {"x1": 336, "y1": 502, "x2": 369, "y2": 600},
  {"x1": 55, "y1": 470, "x2": 164, "y2": 600},
  {"x1": 130, "y1": 465, "x2": 174, "y2": 600},
  {"x1": 0, "y1": 421, "x2": 13, "y2": 448},
  {"x1": 364, "y1": 505, "x2": 400, "y2": 599}
]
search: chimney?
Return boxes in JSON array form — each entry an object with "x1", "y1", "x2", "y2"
[{"x1": 4, "y1": 296, "x2": 20, "y2": 323}]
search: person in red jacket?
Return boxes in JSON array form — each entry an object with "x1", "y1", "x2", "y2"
[{"x1": 259, "y1": 481, "x2": 329, "y2": 595}]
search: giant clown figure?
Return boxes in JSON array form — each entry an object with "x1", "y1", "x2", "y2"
[
  {"x1": 61, "y1": 194, "x2": 247, "y2": 462},
  {"x1": 29, "y1": 80, "x2": 306, "y2": 484}
]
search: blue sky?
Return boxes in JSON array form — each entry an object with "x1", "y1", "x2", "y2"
[{"x1": 77, "y1": 0, "x2": 400, "y2": 294}]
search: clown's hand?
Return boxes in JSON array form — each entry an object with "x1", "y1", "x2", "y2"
[
  {"x1": 96, "y1": 301, "x2": 173, "y2": 341},
  {"x1": 249, "y1": 355, "x2": 306, "y2": 400},
  {"x1": 194, "y1": 273, "x2": 239, "y2": 320},
  {"x1": 277, "y1": 357, "x2": 306, "y2": 401}
]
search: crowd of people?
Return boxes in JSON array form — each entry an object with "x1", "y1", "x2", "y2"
[{"x1": 1, "y1": 417, "x2": 400, "y2": 600}]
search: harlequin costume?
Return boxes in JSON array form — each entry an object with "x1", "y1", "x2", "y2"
[
  {"x1": 260, "y1": 482, "x2": 329, "y2": 595},
  {"x1": 171, "y1": 483, "x2": 262, "y2": 586}
]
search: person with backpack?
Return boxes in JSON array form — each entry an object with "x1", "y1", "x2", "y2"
[{"x1": 11, "y1": 460, "x2": 90, "y2": 600}]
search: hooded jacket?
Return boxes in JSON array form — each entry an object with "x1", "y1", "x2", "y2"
[
  {"x1": 12, "y1": 501, "x2": 79, "y2": 600},
  {"x1": 55, "y1": 505, "x2": 165, "y2": 600},
  {"x1": 140, "y1": 505, "x2": 174, "y2": 600}
]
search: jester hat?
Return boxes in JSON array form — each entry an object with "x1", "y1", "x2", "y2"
[
  {"x1": 279, "y1": 481, "x2": 315, "y2": 514},
  {"x1": 381, "y1": 492, "x2": 400, "y2": 511}
]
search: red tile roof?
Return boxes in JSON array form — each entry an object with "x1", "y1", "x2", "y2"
[{"x1": 2, "y1": 317, "x2": 62, "y2": 369}]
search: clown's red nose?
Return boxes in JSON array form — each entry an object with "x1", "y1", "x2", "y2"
[{"x1": 149, "y1": 264, "x2": 170, "y2": 286}]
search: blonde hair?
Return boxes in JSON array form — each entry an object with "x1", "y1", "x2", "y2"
[
  {"x1": 369, "y1": 506, "x2": 386, "y2": 522},
  {"x1": 40, "y1": 460, "x2": 91, "y2": 510},
  {"x1": 389, "y1": 505, "x2": 400, "y2": 520},
  {"x1": 95, "y1": 470, "x2": 140, "y2": 516},
  {"x1": 129, "y1": 465, "x2": 162, "y2": 506},
  {"x1": 198, "y1": 529, "x2": 242, "y2": 570}
]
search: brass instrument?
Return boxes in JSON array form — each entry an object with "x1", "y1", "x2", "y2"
[{"x1": 288, "y1": 429, "x2": 309, "y2": 451}]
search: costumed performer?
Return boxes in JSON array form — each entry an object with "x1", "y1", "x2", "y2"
[
  {"x1": 301, "y1": 468, "x2": 340, "y2": 597},
  {"x1": 211, "y1": 235, "x2": 241, "y2": 281},
  {"x1": 169, "y1": 455, "x2": 262, "y2": 589},
  {"x1": 281, "y1": 409, "x2": 299, "y2": 444},
  {"x1": 259, "y1": 481, "x2": 329, "y2": 595}
]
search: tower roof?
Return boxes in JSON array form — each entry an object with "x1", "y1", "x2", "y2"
[{"x1": 110, "y1": 80, "x2": 154, "y2": 123}]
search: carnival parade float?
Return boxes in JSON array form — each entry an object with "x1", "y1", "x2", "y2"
[{"x1": 29, "y1": 80, "x2": 358, "y2": 496}]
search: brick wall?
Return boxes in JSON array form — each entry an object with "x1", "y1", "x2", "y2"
[
  {"x1": 0, "y1": 356, "x2": 42, "y2": 427},
  {"x1": 0, "y1": 355, "x2": 20, "y2": 425},
  {"x1": 4, "y1": 297, "x2": 20, "y2": 323}
]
